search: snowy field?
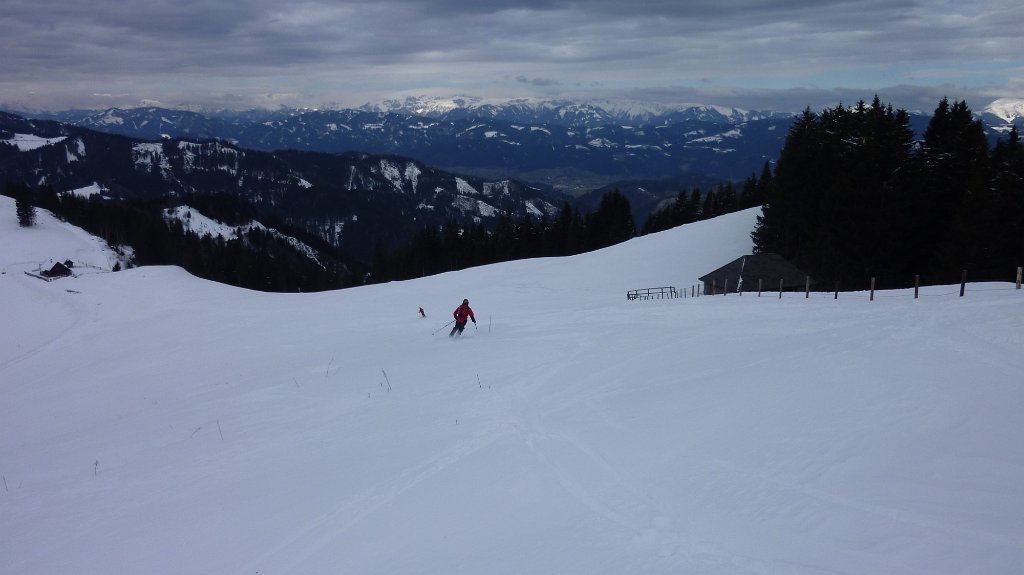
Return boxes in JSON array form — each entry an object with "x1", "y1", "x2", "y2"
[{"x1": 2, "y1": 196, "x2": 1023, "y2": 574}]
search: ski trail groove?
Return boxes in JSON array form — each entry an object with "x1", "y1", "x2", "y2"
[{"x1": 238, "y1": 425, "x2": 511, "y2": 573}]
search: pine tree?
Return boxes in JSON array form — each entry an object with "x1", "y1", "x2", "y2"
[
  {"x1": 12, "y1": 183, "x2": 37, "y2": 227},
  {"x1": 919, "y1": 99, "x2": 991, "y2": 277},
  {"x1": 586, "y1": 190, "x2": 635, "y2": 250},
  {"x1": 989, "y1": 127, "x2": 1024, "y2": 271},
  {"x1": 752, "y1": 108, "x2": 823, "y2": 258}
]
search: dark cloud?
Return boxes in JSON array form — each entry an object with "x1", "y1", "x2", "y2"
[{"x1": 0, "y1": 0, "x2": 1020, "y2": 111}]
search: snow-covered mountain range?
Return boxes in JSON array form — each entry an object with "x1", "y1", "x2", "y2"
[
  {"x1": 23, "y1": 100, "x2": 800, "y2": 192},
  {"x1": 360, "y1": 95, "x2": 789, "y2": 126},
  {"x1": 22, "y1": 96, "x2": 1021, "y2": 195},
  {"x1": 0, "y1": 111, "x2": 559, "y2": 266}
]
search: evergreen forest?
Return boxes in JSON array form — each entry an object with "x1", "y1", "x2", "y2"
[{"x1": 752, "y1": 97, "x2": 1024, "y2": 289}]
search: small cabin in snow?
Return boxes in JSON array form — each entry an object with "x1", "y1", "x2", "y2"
[
  {"x1": 41, "y1": 261, "x2": 73, "y2": 278},
  {"x1": 699, "y1": 253, "x2": 812, "y2": 294}
]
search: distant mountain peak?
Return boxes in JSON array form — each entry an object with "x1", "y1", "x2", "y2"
[{"x1": 984, "y1": 98, "x2": 1024, "y2": 123}]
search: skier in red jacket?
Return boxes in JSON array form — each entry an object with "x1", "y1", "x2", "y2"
[{"x1": 449, "y1": 298, "x2": 476, "y2": 337}]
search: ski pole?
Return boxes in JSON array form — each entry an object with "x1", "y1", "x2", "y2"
[{"x1": 432, "y1": 319, "x2": 456, "y2": 335}]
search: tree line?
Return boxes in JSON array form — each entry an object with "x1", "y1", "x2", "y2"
[
  {"x1": 640, "y1": 162, "x2": 773, "y2": 234},
  {"x1": 751, "y1": 97, "x2": 1023, "y2": 288},
  {"x1": 370, "y1": 169, "x2": 778, "y2": 283},
  {"x1": 370, "y1": 191, "x2": 636, "y2": 282}
]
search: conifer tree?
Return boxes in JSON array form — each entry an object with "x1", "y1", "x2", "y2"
[
  {"x1": 919, "y1": 98, "x2": 991, "y2": 276},
  {"x1": 989, "y1": 127, "x2": 1024, "y2": 271},
  {"x1": 752, "y1": 108, "x2": 822, "y2": 259},
  {"x1": 12, "y1": 183, "x2": 37, "y2": 227},
  {"x1": 586, "y1": 190, "x2": 635, "y2": 250}
]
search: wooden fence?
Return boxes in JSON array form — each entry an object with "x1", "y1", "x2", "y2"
[
  {"x1": 694, "y1": 266, "x2": 1023, "y2": 300},
  {"x1": 627, "y1": 286, "x2": 679, "y2": 300}
]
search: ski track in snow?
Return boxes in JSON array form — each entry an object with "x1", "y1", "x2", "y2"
[
  {"x1": 240, "y1": 427, "x2": 509, "y2": 573},
  {"x1": 0, "y1": 282, "x2": 84, "y2": 370},
  {"x1": 470, "y1": 329, "x2": 757, "y2": 571},
  {"x1": 0, "y1": 254, "x2": 97, "y2": 372}
]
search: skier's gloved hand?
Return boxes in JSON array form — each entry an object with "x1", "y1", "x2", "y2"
[{"x1": 472, "y1": 318, "x2": 476, "y2": 324}]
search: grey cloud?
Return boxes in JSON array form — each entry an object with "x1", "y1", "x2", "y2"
[{"x1": 0, "y1": 0, "x2": 1020, "y2": 112}]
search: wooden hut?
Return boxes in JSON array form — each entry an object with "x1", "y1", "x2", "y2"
[
  {"x1": 41, "y1": 261, "x2": 73, "y2": 278},
  {"x1": 699, "y1": 253, "x2": 812, "y2": 294}
]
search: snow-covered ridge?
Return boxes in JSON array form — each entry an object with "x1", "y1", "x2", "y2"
[
  {"x1": 164, "y1": 205, "x2": 324, "y2": 267},
  {"x1": 165, "y1": 205, "x2": 254, "y2": 239},
  {"x1": 984, "y1": 98, "x2": 1024, "y2": 123},
  {"x1": 361, "y1": 95, "x2": 788, "y2": 124},
  {"x1": 67, "y1": 182, "x2": 108, "y2": 198},
  {"x1": 4, "y1": 133, "x2": 68, "y2": 151},
  {"x1": 96, "y1": 109, "x2": 125, "y2": 126}
]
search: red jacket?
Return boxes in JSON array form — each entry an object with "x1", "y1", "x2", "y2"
[{"x1": 453, "y1": 303, "x2": 475, "y2": 325}]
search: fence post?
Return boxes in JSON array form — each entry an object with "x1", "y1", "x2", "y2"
[
  {"x1": 834, "y1": 280, "x2": 839, "y2": 300},
  {"x1": 779, "y1": 278, "x2": 783, "y2": 299},
  {"x1": 805, "y1": 276, "x2": 810, "y2": 299},
  {"x1": 758, "y1": 278, "x2": 763, "y2": 297},
  {"x1": 870, "y1": 277, "x2": 876, "y2": 301},
  {"x1": 1016, "y1": 267, "x2": 1022, "y2": 289},
  {"x1": 914, "y1": 275, "x2": 920, "y2": 299},
  {"x1": 960, "y1": 270, "x2": 967, "y2": 297}
]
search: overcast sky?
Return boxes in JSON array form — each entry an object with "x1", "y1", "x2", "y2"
[{"x1": 2, "y1": 0, "x2": 1021, "y2": 113}]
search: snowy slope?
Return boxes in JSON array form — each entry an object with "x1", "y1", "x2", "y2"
[{"x1": 2, "y1": 197, "x2": 1023, "y2": 574}]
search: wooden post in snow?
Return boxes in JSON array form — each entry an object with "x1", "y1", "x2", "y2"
[
  {"x1": 1016, "y1": 267, "x2": 1022, "y2": 289},
  {"x1": 960, "y1": 270, "x2": 967, "y2": 297},
  {"x1": 870, "y1": 277, "x2": 876, "y2": 301},
  {"x1": 805, "y1": 276, "x2": 810, "y2": 298},
  {"x1": 778, "y1": 278, "x2": 783, "y2": 299},
  {"x1": 758, "y1": 278, "x2": 763, "y2": 297},
  {"x1": 914, "y1": 275, "x2": 920, "y2": 299}
]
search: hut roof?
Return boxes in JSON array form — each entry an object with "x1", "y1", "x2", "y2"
[
  {"x1": 699, "y1": 253, "x2": 812, "y2": 288},
  {"x1": 43, "y1": 261, "x2": 73, "y2": 278}
]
